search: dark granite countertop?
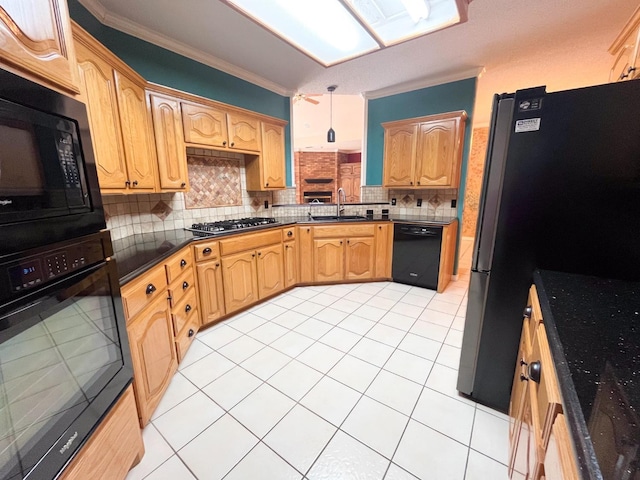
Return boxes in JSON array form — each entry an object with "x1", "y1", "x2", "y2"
[
  {"x1": 533, "y1": 270, "x2": 640, "y2": 480},
  {"x1": 112, "y1": 215, "x2": 458, "y2": 285}
]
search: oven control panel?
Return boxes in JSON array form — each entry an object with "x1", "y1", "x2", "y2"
[{"x1": 3, "y1": 238, "x2": 105, "y2": 294}]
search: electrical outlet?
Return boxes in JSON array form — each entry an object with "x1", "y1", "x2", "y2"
[
  {"x1": 264, "y1": 200, "x2": 269, "y2": 209},
  {"x1": 416, "y1": 198, "x2": 422, "y2": 207},
  {"x1": 391, "y1": 198, "x2": 397, "y2": 206},
  {"x1": 451, "y1": 199, "x2": 457, "y2": 208}
]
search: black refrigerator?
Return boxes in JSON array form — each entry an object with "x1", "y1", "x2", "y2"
[{"x1": 457, "y1": 81, "x2": 640, "y2": 412}]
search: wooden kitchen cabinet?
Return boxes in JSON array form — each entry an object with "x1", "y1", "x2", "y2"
[
  {"x1": 284, "y1": 240, "x2": 298, "y2": 287},
  {"x1": 375, "y1": 223, "x2": 393, "y2": 278},
  {"x1": 0, "y1": 0, "x2": 79, "y2": 93},
  {"x1": 245, "y1": 121, "x2": 286, "y2": 190},
  {"x1": 181, "y1": 101, "x2": 229, "y2": 147},
  {"x1": 544, "y1": 413, "x2": 580, "y2": 480},
  {"x1": 312, "y1": 224, "x2": 376, "y2": 282},
  {"x1": 382, "y1": 111, "x2": 467, "y2": 189},
  {"x1": 219, "y1": 229, "x2": 285, "y2": 313},
  {"x1": 193, "y1": 240, "x2": 226, "y2": 327},
  {"x1": 74, "y1": 25, "x2": 157, "y2": 194},
  {"x1": 509, "y1": 286, "x2": 572, "y2": 480},
  {"x1": 148, "y1": 92, "x2": 189, "y2": 191},
  {"x1": 339, "y1": 163, "x2": 361, "y2": 203},
  {"x1": 126, "y1": 293, "x2": 177, "y2": 427},
  {"x1": 227, "y1": 111, "x2": 261, "y2": 152},
  {"x1": 609, "y1": 5, "x2": 640, "y2": 82},
  {"x1": 298, "y1": 226, "x2": 314, "y2": 283}
]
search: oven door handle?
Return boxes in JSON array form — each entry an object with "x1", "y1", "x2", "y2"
[{"x1": 0, "y1": 299, "x2": 43, "y2": 323}]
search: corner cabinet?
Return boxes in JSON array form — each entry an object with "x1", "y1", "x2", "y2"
[
  {"x1": 74, "y1": 24, "x2": 157, "y2": 194},
  {"x1": 312, "y1": 224, "x2": 376, "y2": 282},
  {"x1": 382, "y1": 111, "x2": 467, "y2": 189},
  {"x1": 0, "y1": 0, "x2": 79, "y2": 93}
]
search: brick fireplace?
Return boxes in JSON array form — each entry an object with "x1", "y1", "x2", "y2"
[{"x1": 295, "y1": 151, "x2": 360, "y2": 203}]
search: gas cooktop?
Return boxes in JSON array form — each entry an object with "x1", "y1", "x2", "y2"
[{"x1": 186, "y1": 217, "x2": 279, "y2": 237}]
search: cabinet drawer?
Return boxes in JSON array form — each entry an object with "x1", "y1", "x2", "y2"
[
  {"x1": 171, "y1": 290, "x2": 198, "y2": 335},
  {"x1": 175, "y1": 308, "x2": 199, "y2": 363},
  {"x1": 193, "y1": 240, "x2": 220, "y2": 262},
  {"x1": 282, "y1": 227, "x2": 296, "y2": 241},
  {"x1": 313, "y1": 224, "x2": 375, "y2": 238},
  {"x1": 121, "y1": 265, "x2": 168, "y2": 320},
  {"x1": 165, "y1": 249, "x2": 193, "y2": 284},
  {"x1": 168, "y1": 269, "x2": 195, "y2": 308},
  {"x1": 219, "y1": 230, "x2": 281, "y2": 256}
]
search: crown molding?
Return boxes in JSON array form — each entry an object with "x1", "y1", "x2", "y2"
[
  {"x1": 76, "y1": 0, "x2": 293, "y2": 97},
  {"x1": 363, "y1": 66, "x2": 485, "y2": 100}
]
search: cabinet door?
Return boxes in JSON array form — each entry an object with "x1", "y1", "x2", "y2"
[
  {"x1": 75, "y1": 42, "x2": 128, "y2": 190},
  {"x1": 284, "y1": 240, "x2": 298, "y2": 288},
  {"x1": 375, "y1": 224, "x2": 392, "y2": 278},
  {"x1": 383, "y1": 123, "x2": 417, "y2": 187},
  {"x1": 414, "y1": 119, "x2": 458, "y2": 187},
  {"x1": 509, "y1": 381, "x2": 533, "y2": 480},
  {"x1": 345, "y1": 236, "x2": 375, "y2": 280},
  {"x1": 256, "y1": 243, "x2": 284, "y2": 298},
  {"x1": 261, "y1": 122, "x2": 286, "y2": 188},
  {"x1": 114, "y1": 70, "x2": 157, "y2": 191},
  {"x1": 221, "y1": 250, "x2": 258, "y2": 313},
  {"x1": 544, "y1": 413, "x2": 580, "y2": 480},
  {"x1": 0, "y1": 0, "x2": 79, "y2": 93},
  {"x1": 127, "y1": 296, "x2": 177, "y2": 426},
  {"x1": 227, "y1": 112, "x2": 261, "y2": 152},
  {"x1": 314, "y1": 239, "x2": 344, "y2": 282},
  {"x1": 196, "y1": 259, "x2": 225, "y2": 325},
  {"x1": 149, "y1": 94, "x2": 188, "y2": 191},
  {"x1": 181, "y1": 102, "x2": 229, "y2": 147},
  {"x1": 298, "y1": 226, "x2": 313, "y2": 283}
]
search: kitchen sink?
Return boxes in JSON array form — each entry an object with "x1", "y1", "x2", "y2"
[{"x1": 310, "y1": 215, "x2": 366, "y2": 221}]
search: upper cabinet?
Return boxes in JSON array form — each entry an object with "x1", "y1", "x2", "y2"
[
  {"x1": 382, "y1": 111, "x2": 467, "y2": 189},
  {"x1": 182, "y1": 102, "x2": 229, "y2": 148},
  {"x1": 74, "y1": 24, "x2": 157, "y2": 194},
  {"x1": 609, "y1": 6, "x2": 640, "y2": 82},
  {"x1": 0, "y1": 0, "x2": 79, "y2": 93},
  {"x1": 227, "y1": 112, "x2": 261, "y2": 152},
  {"x1": 245, "y1": 121, "x2": 286, "y2": 190}
]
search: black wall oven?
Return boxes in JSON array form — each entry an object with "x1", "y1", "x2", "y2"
[
  {"x1": 0, "y1": 69, "x2": 105, "y2": 255},
  {"x1": 0, "y1": 70, "x2": 132, "y2": 479},
  {"x1": 0, "y1": 232, "x2": 132, "y2": 480}
]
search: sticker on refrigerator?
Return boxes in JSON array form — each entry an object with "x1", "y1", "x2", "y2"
[
  {"x1": 514, "y1": 118, "x2": 541, "y2": 133},
  {"x1": 518, "y1": 98, "x2": 543, "y2": 112}
]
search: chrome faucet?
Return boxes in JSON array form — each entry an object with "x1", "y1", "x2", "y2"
[{"x1": 337, "y1": 187, "x2": 346, "y2": 217}]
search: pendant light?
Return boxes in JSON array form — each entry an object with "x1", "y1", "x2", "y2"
[{"x1": 327, "y1": 85, "x2": 337, "y2": 143}]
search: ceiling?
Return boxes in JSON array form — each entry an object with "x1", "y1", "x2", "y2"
[{"x1": 79, "y1": 0, "x2": 637, "y2": 125}]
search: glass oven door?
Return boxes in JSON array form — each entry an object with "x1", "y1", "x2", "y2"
[{"x1": 0, "y1": 259, "x2": 132, "y2": 480}]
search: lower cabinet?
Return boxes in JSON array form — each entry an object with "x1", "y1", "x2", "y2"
[
  {"x1": 284, "y1": 240, "x2": 298, "y2": 287},
  {"x1": 256, "y1": 243, "x2": 285, "y2": 298},
  {"x1": 59, "y1": 385, "x2": 143, "y2": 480},
  {"x1": 126, "y1": 293, "x2": 177, "y2": 427},
  {"x1": 375, "y1": 223, "x2": 393, "y2": 278},
  {"x1": 312, "y1": 224, "x2": 376, "y2": 282},
  {"x1": 314, "y1": 239, "x2": 344, "y2": 281},
  {"x1": 221, "y1": 250, "x2": 260, "y2": 313},
  {"x1": 509, "y1": 286, "x2": 577, "y2": 480},
  {"x1": 298, "y1": 226, "x2": 314, "y2": 283}
]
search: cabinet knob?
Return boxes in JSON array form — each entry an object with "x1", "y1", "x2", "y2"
[
  {"x1": 188, "y1": 329, "x2": 195, "y2": 337},
  {"x1": 340, "y1": 240, "x2": 343, "y2": 245},
  {"x1": 215, "y1": 262, "x2": 220, "y2": 268},
  {"x1": 287, "y1": 231, "x2": 293, "y2": 237},
  {"x1": 145, "y1": 283, "x2": 156, "y2": 295},
  {"x1": 266, "y1": 182, "x2": 269, "y2": 187},
  {"x1": 180, "y1": 259, "x2": 187, "y2": 267},
  {"x1": 125, "y1": 180, "x2": 131, "y2": 187},
  {"x1": 181, "y1": 182, "x2": 186, "y2": 188},
  {"x1": 185, "y1": 304, "x2": 192, "y2": 313},
  {"x1": 222, "y1": 141, "x2": 227, "y2": 146},
  {"x1": 347, "y1": 240, "x2": 350, "y2": 244},
  {"x1": 203, "y1": 247, "x2": 212, "y2": 255},
  {"x1": 417, "y1": 181, "x2": 421, "y2": 185},
  {"x1": 528, "y1": 361, "x2": 541, "y2": 384},
  {"x1": 252, "y1": 253, "x2": 256, "y2": 257},
  {"x1": 410, "y1": 181, "x2": 413, "y2": 185},
  {"x1": 523, "y1": 306, "x2": 532, "y2": 319},
  {"x1": 257, "y1": 251, "x2": 262, "y2": 256},
  {"x1": 182, "y1": 281, "x2": 189, "y2": 290},
  {"x1": 285, "y1": 245, "x2": 288, "y2": 249},
  {"x1": 230, "y1": 142, "x2": 235, "y2": 147},
  {"x1": 132, "y1": 180, "x2": 138, "y2": 187}
]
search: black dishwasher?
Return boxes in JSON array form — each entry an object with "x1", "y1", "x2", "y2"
[{"x1": 392, "y1": 223, "x2": 443, "y2": 290}]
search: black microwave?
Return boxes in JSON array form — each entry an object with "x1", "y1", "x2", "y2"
[{"x1": 0, "y1": 69, "x2": 105, "y2": 255}]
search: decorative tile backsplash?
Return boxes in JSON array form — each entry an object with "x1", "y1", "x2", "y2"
[{"x1": 184, "y1": 153, "x2": 242, "y2": 208}]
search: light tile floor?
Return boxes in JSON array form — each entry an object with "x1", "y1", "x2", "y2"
[{"x1": 126, "y1": 239, "x2": 522, "y2": 480}]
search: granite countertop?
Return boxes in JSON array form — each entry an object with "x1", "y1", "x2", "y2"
[
  {"x1": 533, "y1": 269, "x2": 640, "y2": 480},
  {"x1": 112, "y1": 215, "x2": 458, "y2": 285}
]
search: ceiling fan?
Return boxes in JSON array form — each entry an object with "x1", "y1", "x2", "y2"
[{"x1": 293, "y1": 93, "x2": 321, "y2": 105}]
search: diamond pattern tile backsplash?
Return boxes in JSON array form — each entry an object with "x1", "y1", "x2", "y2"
[{"x1": 184, "y1": 154, "x2": 242, "y2": 208}]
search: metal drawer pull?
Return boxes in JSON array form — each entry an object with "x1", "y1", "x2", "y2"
[
  {"x1": 188, "y1": 329, "x2": 195, "y2": 337},
  {"x1": 287, "y1": 230, "x2": 293, "y2": 237},
  {"x1": 182, "y1": 281, "x2": 189, "y2": 290},
  {"x1": 180, "y1": 259, "x2": 187, "y2": 267},
  {"x1": 523, "y1": 306, "x2": 532, "y2": 318},
  {"x1": 203, "y1": 247, "x2": 212, "y2": 255},
  {"x1": 185, "y1": 304, "x2": 192, "y2": 313},
  {"x1": 145, "y1": 284, "x2": 156, "y2": 295},
  {"x1": 528, "y1": 361, "x2": 541, "y2": 383}
]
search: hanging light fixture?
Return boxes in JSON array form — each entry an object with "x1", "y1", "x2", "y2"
[{"x1": 327, "y1": 85, "x2": 336, "y2": 143}]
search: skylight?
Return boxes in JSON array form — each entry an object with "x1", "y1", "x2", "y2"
[{"x1": 225, "y1": 0, "x2": 469, "y2": 66}]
